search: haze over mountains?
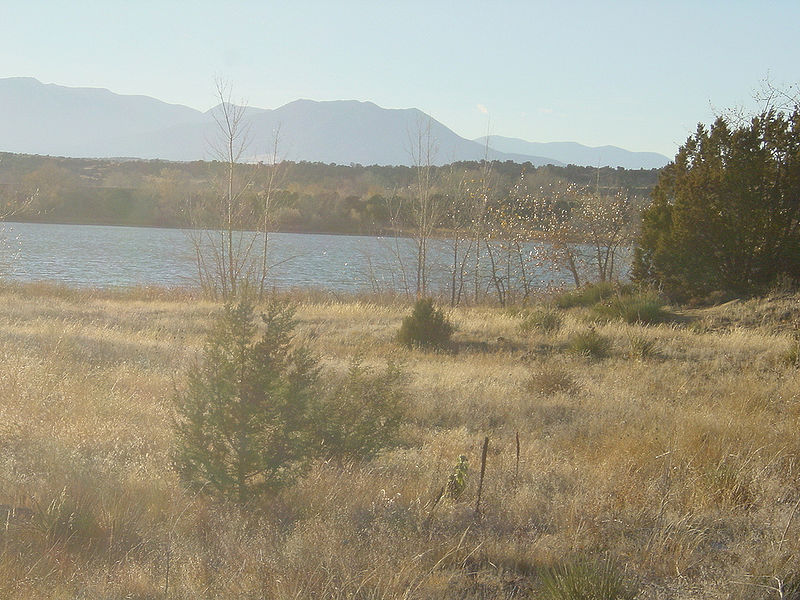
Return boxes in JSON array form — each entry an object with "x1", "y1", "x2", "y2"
[{"x1": 0, "y1": 78, "x2": 670, "y2": 169}]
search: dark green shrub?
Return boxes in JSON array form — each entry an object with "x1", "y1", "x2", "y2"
[
  {"x1": 566, "y1": 329, "x2": 612, "y2": 359},
  {"x1": 173, "y1": 300, "x2": 318, "y2": 503},
  {"x1": 539, "y1": 558, "x2": 638, "y2": 600},
  {"x1": 397, "y1": 297, "x2": 453, "y2": 350},
  {"x1": 313, "y1": 357, "x2": 407, "y2": 461},
  {"x1": 633, "y1": 109, "x2": 800, "y2": 300}
]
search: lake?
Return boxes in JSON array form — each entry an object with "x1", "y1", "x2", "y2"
[{"x1": 0, "y1": 221, "x2": 607, "y2": 294}]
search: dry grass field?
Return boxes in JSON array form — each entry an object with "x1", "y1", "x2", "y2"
[{"x1": 0, "y1": 282, "x2": 798, "y2": 599}]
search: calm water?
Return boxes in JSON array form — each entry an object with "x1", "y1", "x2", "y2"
[{"x1": 0, "y1": 221, "x2": 604, "y2": 293}]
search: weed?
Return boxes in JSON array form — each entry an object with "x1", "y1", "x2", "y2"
[
  {"x1": 527, "y1": 364, "x2": 578, "y2": 395},
  {"x1": 566, "y1": 328, "x2": 612, "y2": 358},
  {"x1": 445, "y1": 455, "x2": 469, "y2": 500},
  {"x1": 519, "y1": 308, "x2": 563, "y2": 334}
]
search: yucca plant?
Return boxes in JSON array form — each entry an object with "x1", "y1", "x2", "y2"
[{"x1": 539, "y1": 557, "x2": 638, "y2": 600}]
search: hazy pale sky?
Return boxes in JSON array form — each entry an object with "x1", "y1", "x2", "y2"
[{"x1": 3, "y1": 0, "x2": 798, "y2": 157}]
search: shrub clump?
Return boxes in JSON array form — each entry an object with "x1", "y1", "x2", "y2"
[
  {"x1": 539, "y1": 557, "x2": 638, "y2": 600},
  {"x1": 397, "y1": 297, "x2": 453, "y2": 350},
  {"x1": 314, "y1": 357, "x2": 407, "y2": 461},
  {"x1": 526, "y1": 365, "x2": 578, "y2": 395},
  {"x1": 554, "y1": 282, "x2": 621, "y2": 309},
  {"x1": 784, "y1": 341, "x2": 800, "y2": 368},
  {"x1": 626, "y1": 332, "x2": 657, "y2": 360},
  {"x1": 519, "y1": 307, "x2": 563, "y2": 334},
  {"x1": 592, "y1": 290, "x2": 670, "y2": 324},
  {"x1": 566, "y1": 328, "x2": 612, "y2": 359}
]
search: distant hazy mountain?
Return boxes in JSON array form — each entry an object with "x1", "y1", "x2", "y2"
[
  {"x1": 102, "y1": 98, "x2": 560, "y2": 166},
  {"x1": 0, "y1": 77, "x2": 206, "y2": 157},
  {"x1": 0, "y1": 78, "x2": 661, "y2": 168},
  {"x1": 475, "y1": 135, "x2": 670, "y2": 169}
]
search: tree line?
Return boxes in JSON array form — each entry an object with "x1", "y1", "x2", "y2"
[{"x1": 0, "y1": 152, "x2": 658, "y2": 235}]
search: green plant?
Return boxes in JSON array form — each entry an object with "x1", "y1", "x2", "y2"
[
  {"x1": 554, "y1": 282, "x2": 622, "y2": 309},
  {"x1": 539, "y1": 558, "x2": 638, "y2": 600},
  {"x1": 592, "y1": 291, "x2": 669, "y2": 325},
  {"x1": 519, "y1": 307, "x2": 563, "y2": 334},
  {"x1": 313, "y1": 356, "x2": 407, "y2": 461},
  {"x1": 566, "y1": 328, "x2": 612, "y2": 359},
  {"x1": 634, "y1": 107, "x2": 800, "y2": 300},
  {"x1": 445, "y1": 455, "x2": 469, "y2": 500},
  {"x1": 173, "y1": 300, "x2": 318, "y2": 503},
  {"x1": 396, "y1": 297, "x2": 453, "y2": 350}
]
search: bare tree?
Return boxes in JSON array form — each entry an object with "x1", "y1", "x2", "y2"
[
  {"x1": 532, "y1": 182, "x2": 642, "y2": 287},
  {"x1": 257, "y1": 127, "x2": 285, "y2": 299},
  {"x1": 186, "y1": 80, "x2": 284, "y2": 300},
  {"x1": 485, "y1": 172, "x2": 539, "y2": 306},
  {"x1": 440, "y1": 165, "x2": 473, "y2": 306},
  {"x1": 465, "y1": 151, "x2": 497, "y2": 304},
  {"x1": 408, "y1": 116, "x2": 444, "y2": 297}
]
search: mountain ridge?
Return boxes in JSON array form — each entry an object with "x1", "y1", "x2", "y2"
[
  {"x1": 0, "y1": 78, "x2": 668, "y2": 168},
  {"x1": 474, "y1": 135, "x2": 670, "y2": 169}
]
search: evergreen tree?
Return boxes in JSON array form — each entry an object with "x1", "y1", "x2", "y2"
[
  {"x1": 634, "y1": 108, "x2": 800, "y2": 299},
  {"x1": 173, "y1": 300, "x2": 318, "y2": 503}
]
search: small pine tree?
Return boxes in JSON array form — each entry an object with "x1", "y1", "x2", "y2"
[
  {"x1": 173, "y1": 300, "x2": 318, "y2": 503},
  {"x1": 396, "y1": 297, "x2": 453, "y2": 350}
]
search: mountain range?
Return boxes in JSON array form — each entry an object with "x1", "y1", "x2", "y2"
[{"x1": 0, "y1": 77, "x2": 670, "y2": 169}]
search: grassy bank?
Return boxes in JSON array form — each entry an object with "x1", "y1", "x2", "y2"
[{"x1": 0, "y1": 283, "x2": 798, "y2": 598}]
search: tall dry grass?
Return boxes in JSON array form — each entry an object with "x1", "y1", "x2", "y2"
[{"x1": 0, "y1": 282, "x2": 797, "y2": 598}]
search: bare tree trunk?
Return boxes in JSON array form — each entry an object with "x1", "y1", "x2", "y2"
[
  {"x1": 408, "y1": 116, "x2": 440, "y2": 297},
  {"x1": 259, "y1": 128, "x2": 283, "y2": 300}
]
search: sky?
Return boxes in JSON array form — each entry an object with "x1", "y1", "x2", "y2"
[{"x1": 3, "y1": 0, "x2": 799, "y2": 158}]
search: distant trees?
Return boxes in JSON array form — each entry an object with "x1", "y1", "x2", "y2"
[
  {"x1": 0, "y1": 152, "x2": 659, "y2": 237},
  {"x1": 633, "y1": 106, "x2": 800, "y2": 299},
  {"x1": 485, "y1": 175, "x2": 642, "y2": 302}
]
